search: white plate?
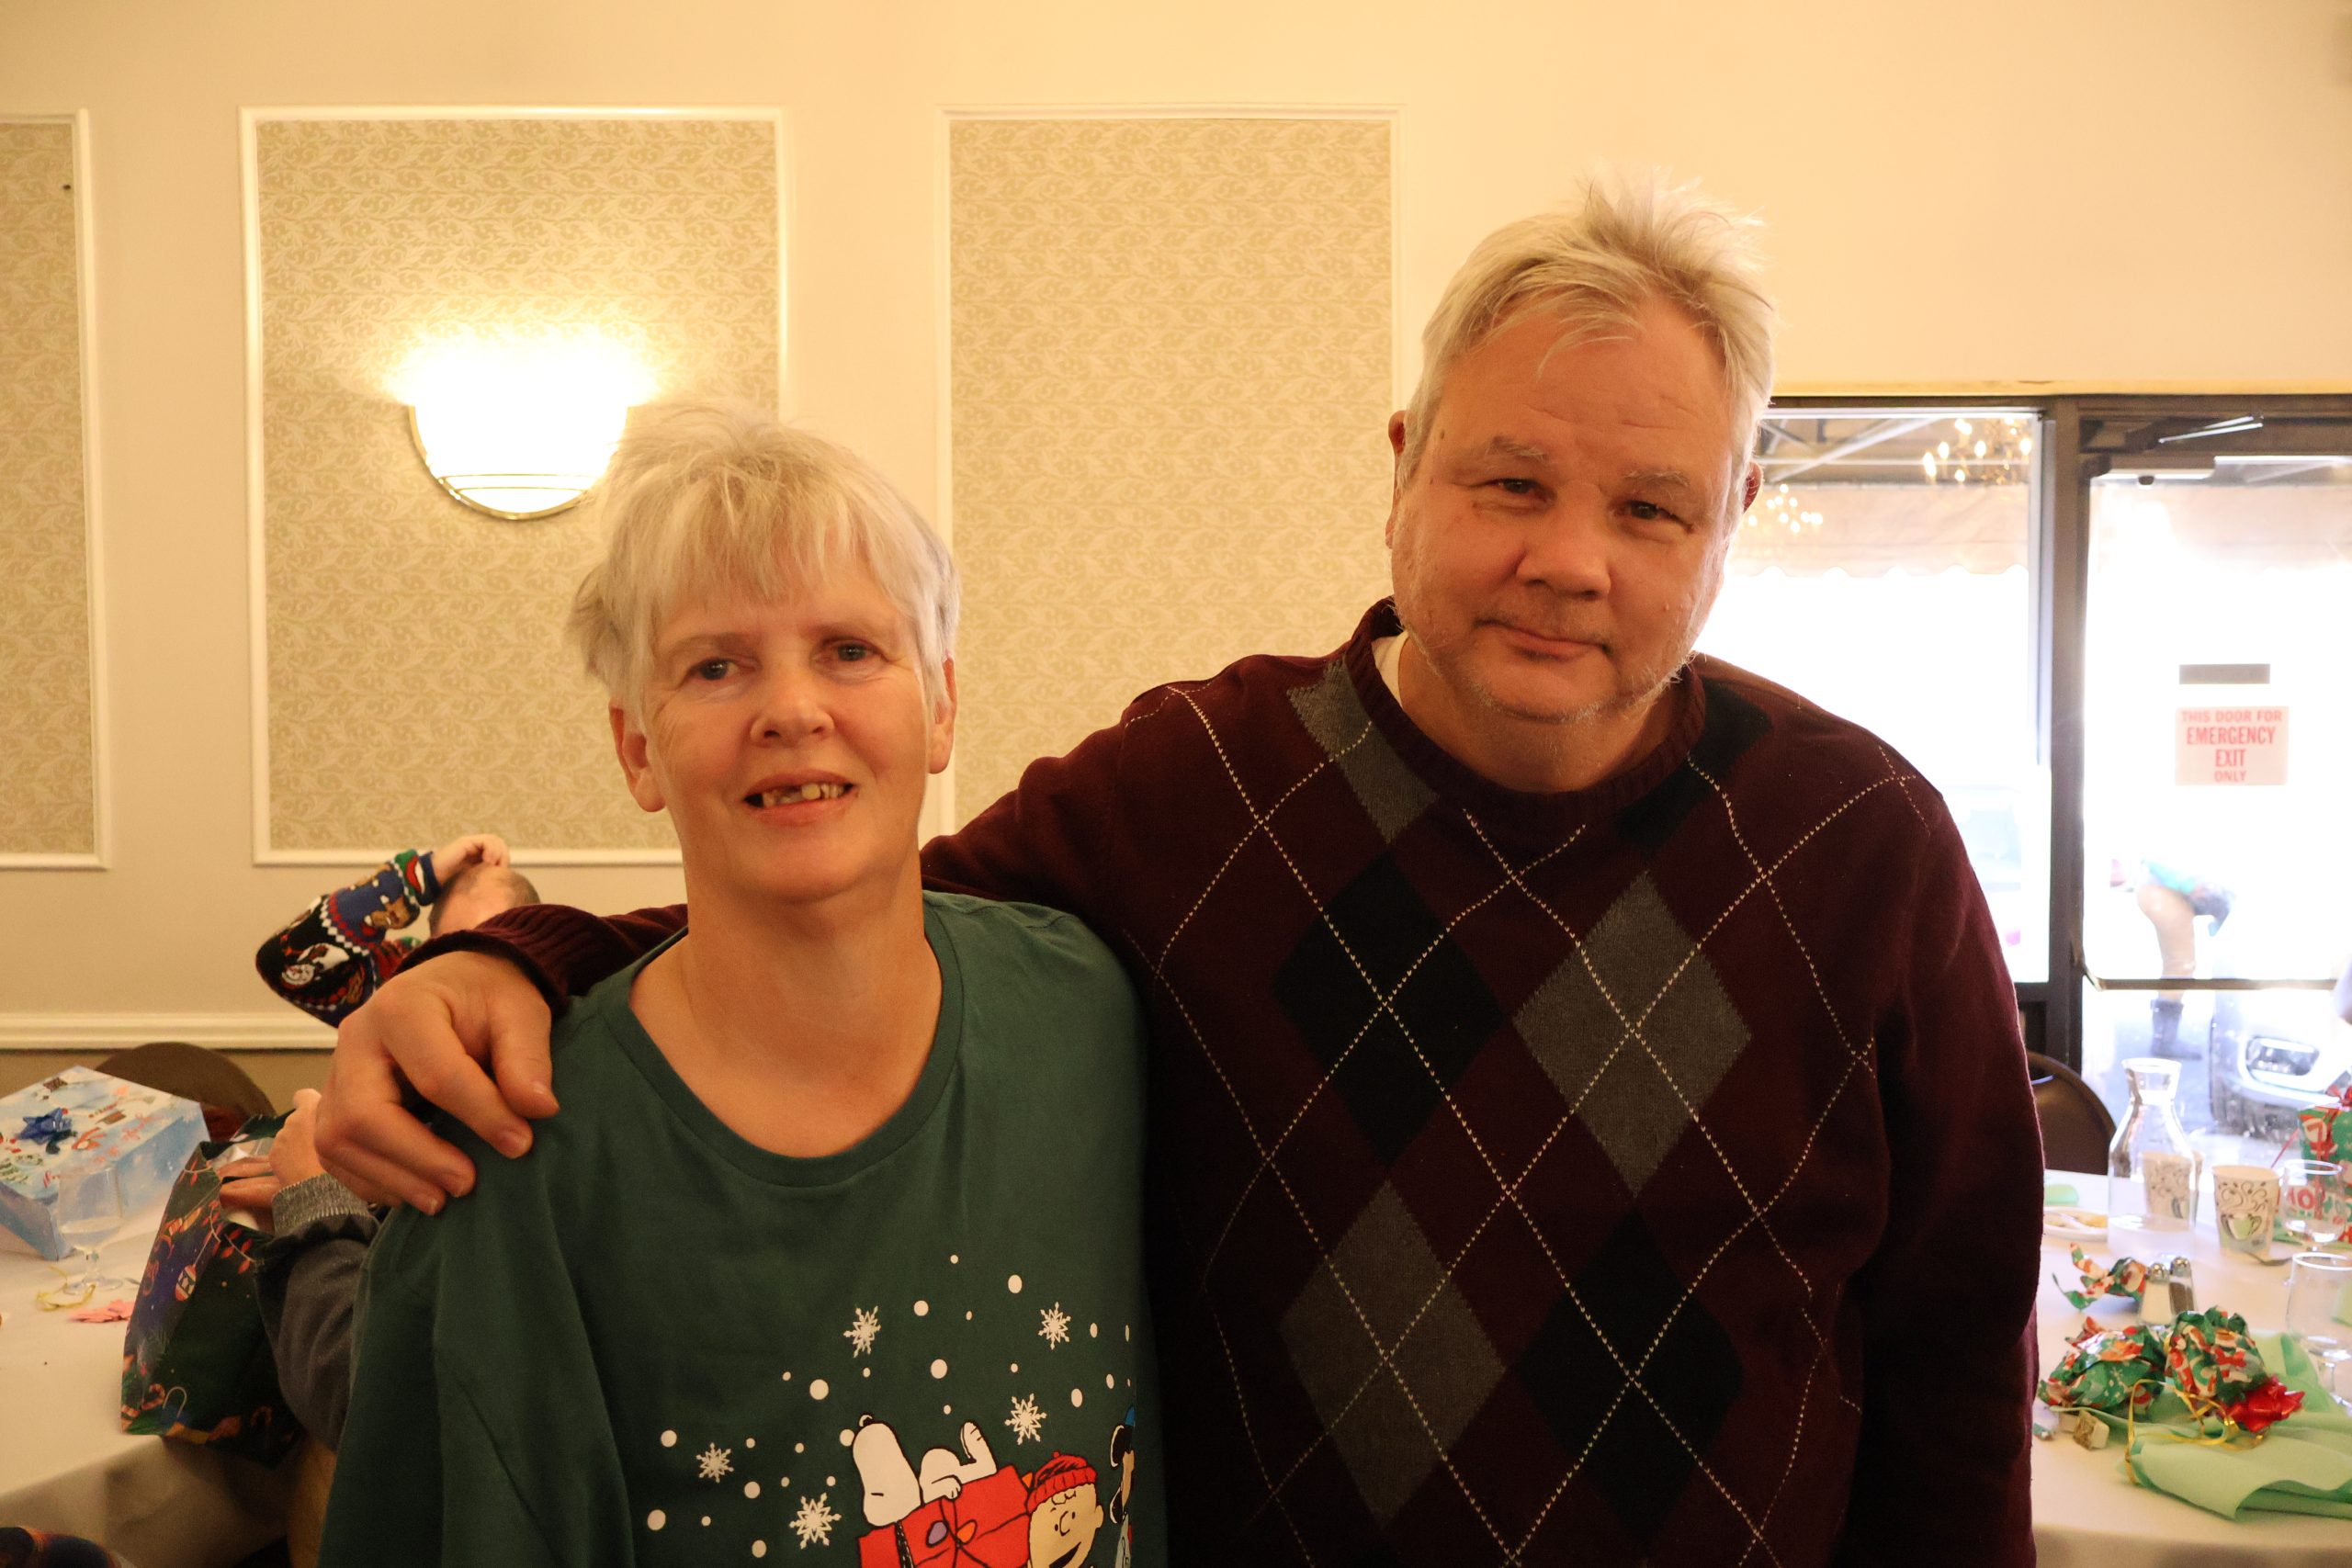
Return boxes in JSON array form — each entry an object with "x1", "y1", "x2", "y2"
[{"x1": 2042, "y1": 1206, "x2": 2108, "y2": 1241}]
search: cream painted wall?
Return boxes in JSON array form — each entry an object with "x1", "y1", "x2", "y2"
[{"x1": 0, "y1": 0, "x2": 2346, "y2": 1036}]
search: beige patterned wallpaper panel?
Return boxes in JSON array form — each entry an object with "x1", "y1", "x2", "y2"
[
  {"x1": 0, "y1": 120, "x2": 96, "y2": 858},
  {"x1": 254, "y1": 116, "x2": 779, "y2": 853},
  {"x1": 947, "y1": 118, "x2": 1395, "y2": 822}
]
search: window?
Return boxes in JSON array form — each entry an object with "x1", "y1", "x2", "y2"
[
  {"x1": 1736, "y1": 397, "x2": 2352, "y2": 1151},
  {"x1": 2075, "y1": 411, "x2": 2352, "y2": 1151},
  {"x1": 1700, "y1": 410, "x2": 2048, "y2": 981}
]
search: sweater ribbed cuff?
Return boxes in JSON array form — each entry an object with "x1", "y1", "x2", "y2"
[{"x1": 274, "y1": 1172, "x2": 371, "y2": 1233}]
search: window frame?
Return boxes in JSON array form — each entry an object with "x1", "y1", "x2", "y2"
[{"x1": 1766, "y1": 391, "x2": 2352, "y2": 1075}]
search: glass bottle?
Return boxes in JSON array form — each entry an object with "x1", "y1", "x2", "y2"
[{"x1": 2109, "y1": 1057, "x2": 2200, "y2": 1231}]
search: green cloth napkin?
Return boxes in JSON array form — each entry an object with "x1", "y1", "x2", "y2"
[{"x1": 2122, "y1": 1334, "x2": 2352, "y2": 1520}]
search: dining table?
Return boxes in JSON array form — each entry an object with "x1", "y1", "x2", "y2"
[
  {"x1": 7, "y1": 1161, "x2": 2352, "y2": 1563},
  {"x1": 0, "y1": 1197, "x2": 291, "y2": 1567},
  {"x1": 2035, "y1": 1168, "x2": 2352, "y2": 1566}
]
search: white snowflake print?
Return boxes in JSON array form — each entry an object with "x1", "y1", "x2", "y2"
[
  {"x1": 1004, "y1": 1392, "x2": 1046, "y2": 1446},
  {"x1": 1038, "y1": 1302, "x2": 1071, "y2": 1348},
  {"x1": 790, "y1": 1492, "x2": 840, "y2": 1549},
  {"x1": 696, "y1": 1443, "x2": 733, "y2": 1483},
  {"x1": 842, "y1": 1304, "x2": 881, "y2": 1358}
]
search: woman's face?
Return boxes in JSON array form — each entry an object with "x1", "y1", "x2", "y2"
[{"x1": 614, "y1": 558, "x2": 953, "y2": 917}]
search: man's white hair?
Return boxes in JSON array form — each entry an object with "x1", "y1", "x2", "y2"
[
  {"x1": 1397, "y1": 172, "x2": 1776, "y2": 492},
  {"x1": 568, "y1": 400, "x2": 958, "y2": 716}
]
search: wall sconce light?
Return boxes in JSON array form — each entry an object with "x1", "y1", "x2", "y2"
[{"x1": 394, "y1": 333, "x2": 654, "y2": 520}]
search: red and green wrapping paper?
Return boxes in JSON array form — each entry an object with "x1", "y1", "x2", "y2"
[
  {"x1": 2041, "y1": 1322, "x2": 2167, "y2": 1416},
  {"x1": 2042, "y1": 1309, "x2": 2305, "y2": 1438}
]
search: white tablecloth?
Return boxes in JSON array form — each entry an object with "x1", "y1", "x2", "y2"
[
  {"x1": 0, "y1": 1200, "x2": 290, "y2": 1566},
  {"x1": 2034, "y1": 1168, "x2": 2352, "y2": 1566},
  {"x1": 12, "y1": 1168, "x2": 2350, "y2": 1562}
]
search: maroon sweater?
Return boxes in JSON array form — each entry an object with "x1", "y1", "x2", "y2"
[{"x1": 468, "y1": 601, "x2": 2041, "y2": 1565}]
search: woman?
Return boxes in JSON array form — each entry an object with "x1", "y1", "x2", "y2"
[{"x1": 322, "y1": 403, "x2": 1159, "y2": 1568}]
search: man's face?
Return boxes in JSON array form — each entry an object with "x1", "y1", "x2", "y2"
[
  {"x1": 613, "y1": 558, "x2": 954, "y2": 916},
  {"x1": 1385, "y1": 297, "x2": 1753, "y2": 786},
  {"x1": 1025, "y1": 1482, "x2": 1103, "y2": 1568}
]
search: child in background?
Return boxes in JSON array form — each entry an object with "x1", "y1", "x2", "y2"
[{"x1": 254, "y1": 837, "x2": 537, "y2": 1025}]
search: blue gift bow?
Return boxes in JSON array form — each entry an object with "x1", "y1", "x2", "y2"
[{"x1": 18, "y1": 1109, "x2": 73, "y2": 1153}]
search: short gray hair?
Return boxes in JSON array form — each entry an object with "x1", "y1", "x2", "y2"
[
  {"x1": 1397, "y1": 173, "x2": 1775, "y2": 491},
  {"x1": 568, "y1": 400, "x2": 958, "y2": 716}
]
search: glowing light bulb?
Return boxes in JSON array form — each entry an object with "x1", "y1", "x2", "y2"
[{"x1": 393, "y1": 329, "x2": 656, "y2": 519}]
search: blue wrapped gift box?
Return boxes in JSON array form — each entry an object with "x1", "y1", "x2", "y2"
[{"x1": 0, "y1": 1066, "x2": 205, "y2": 1259}]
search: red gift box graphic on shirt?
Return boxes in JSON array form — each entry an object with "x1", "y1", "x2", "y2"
[{"x1": 857, "y1": 1463, "x2": 1028, "y2": 1568}]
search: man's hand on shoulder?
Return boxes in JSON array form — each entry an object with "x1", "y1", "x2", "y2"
[{"x1": 314, "y1": 950, "x2": 559, "y2": 1212}]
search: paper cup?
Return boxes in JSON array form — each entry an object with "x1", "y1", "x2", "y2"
[{"x1": 2213, "y1": 1165, "x2": 2281, "y2": 1257}]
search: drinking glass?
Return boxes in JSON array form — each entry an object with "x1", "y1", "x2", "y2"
[
  {"x1": 2282, "y1": 1252, "x2": 2352, "y2": 1400},
  {"x1": 50, "y1": 1161, "x2": 124, "y2": 1289},
  {"x1": 2279, "y1": 1159, "x2": 2350, "y2": 1247}
]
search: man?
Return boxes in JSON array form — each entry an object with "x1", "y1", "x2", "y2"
[
  {"x1": 254, "y1": 834, "x2": 539, "y2": 1024},
  {"x1": 318, "y1": 175, "x2": 2043, "y2": 1564}
]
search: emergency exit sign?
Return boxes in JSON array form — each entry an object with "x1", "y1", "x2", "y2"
[{"x1": 2176, "y1": 705, "x2": 2288, "y2": 785}]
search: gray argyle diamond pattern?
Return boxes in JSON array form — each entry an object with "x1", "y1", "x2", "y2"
[
  {"x1": 1288, "y1": 660, "x2": 1435, "y2": 842},
  {"x1": 1280, "y1": 1182, "x2": 1505, "y2": 1520},
  {"x1": 1514, "y1": 874, "x2": 1749, "y2": 1192}
]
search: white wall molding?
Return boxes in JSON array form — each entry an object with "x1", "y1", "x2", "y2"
[
  {"x1": 254, "y1": 846, "x2": 683, "y2": 869},
  {"x1": 933, "y1": 106, "x2": 1400, "y2": 827},
  {"x1": 0, "y1": 1012, "x2": 335, "y2": 1053},
  {"x1": 0, "y1": 110, "x2": 110, "y2": 866},
  {"x1": 74, "y1": 107, "x2": 111, "y2": 870},
  {"x1": 239, "y1": 106, "x2": 784, "y2": 865}
]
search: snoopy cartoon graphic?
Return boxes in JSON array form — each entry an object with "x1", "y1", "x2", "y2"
[{"x1": 852, "y1": 1415, "x2": 1029, "y2": 1567}]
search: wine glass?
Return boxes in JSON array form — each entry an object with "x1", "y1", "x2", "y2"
[
  {"x1": 51, "y1": 1163, "x2": 124, "y2": 1292},
  {"x1": 2282, "y1": 1252, "x2": 2352, "y2": 1403},
  {"x1": 2278, "y1": 1160, "x2": 2349, "y2": 1247}
]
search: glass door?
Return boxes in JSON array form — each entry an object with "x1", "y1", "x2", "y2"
[{"x1": 2075, "y1": 408, "x2": 2352, "y2": 1157}]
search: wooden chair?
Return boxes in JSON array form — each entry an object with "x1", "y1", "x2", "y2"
[
  {"x1": 96, "y1": 1041, "x2": 275, "y2": 1121},
  {"x1": 2027, "y1": 1051, "x2": 2115, "y2": 1173}
]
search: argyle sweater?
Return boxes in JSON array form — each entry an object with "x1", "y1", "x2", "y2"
[{"x1": 460, "y1": 601, "x2": 2042, "y2": 1565}]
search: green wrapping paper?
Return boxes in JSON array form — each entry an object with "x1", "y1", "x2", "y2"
[
  {"x1": 2041, "y1": 1322, "x2": 2168, "y2": 1415},
  {"x1": 2059, "y1": 1244, "x2": 2149, "y2": 1311},
  {"x1": 2164, "y1": 1307, "x2": 2267, "y2": 1407},
  {"x1": 2299, "y1": 1100, "x2": 2346, "y2": 1166},
  {"x1": 2123, "y1": 1334, "x2": 2352, "y2": 1519}
]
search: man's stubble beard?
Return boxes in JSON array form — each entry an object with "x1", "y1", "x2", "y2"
[{"x1": 1389, "y1": 519, "x2": 1729, "y2": 744}]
